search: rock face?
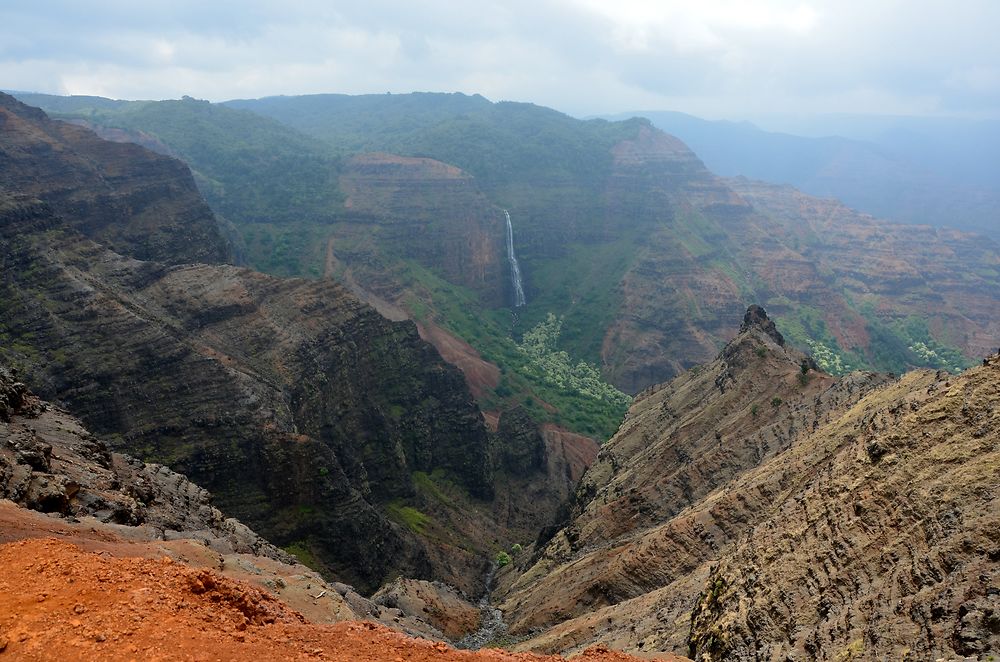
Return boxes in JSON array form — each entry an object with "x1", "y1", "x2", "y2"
[
  {"x1": 0, "y1": 92, "x2": 230, "y2": 265},
  {"x1": 728, "y1": 176, "x2": 1000, "y2": 363},
  {"x1": 373, "y1": 577, "x2": 483, "y2": 641},
  {"x1": 496, "y1": 407, "x2": 546, "y2": 475},
  {"x1": 0, "y1": 365, "x2": 288, "y2": 561},
  {"x1": 597, "y1": 128, "x2": 1000, "y2": 392},
  {"x1": 0, "y1": 101, "x2": 508, "y2": 594},
  {"x1": 499, "y1": 307, "x2": 998, "y2": 661},
  {"x1": 338, "y1": 153, "x2": 507, "y2": 306}
]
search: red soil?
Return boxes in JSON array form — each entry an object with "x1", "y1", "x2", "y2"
[
  {"x1": 0, "y1": 538, "x2": 639, "y2": 661},
  {"x1": 415, "y1": 320, "x2": 501, "y2": 400}
]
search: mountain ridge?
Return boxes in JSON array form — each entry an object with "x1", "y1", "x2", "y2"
[{"x1": 494, "y1": 306, "x2": 999, "y2": 660}]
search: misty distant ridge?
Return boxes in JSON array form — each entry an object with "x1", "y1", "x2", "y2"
[
  {"x1": 602, "y1": 109, "x2": 1000, "y2": 239},
  {"x1": 10, "y1": 88, "x2": 998, "y2": 240}
]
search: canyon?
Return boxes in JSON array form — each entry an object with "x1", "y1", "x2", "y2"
[
  {"x1": 1, "y1": 91, "x2": 997, "y2": 660},
  {"x1": 21, "y1": 91, "x2": 999, "y2": 412},
  {"x1": 0, "y1": 92, "x2": 583, "y2": 597}
]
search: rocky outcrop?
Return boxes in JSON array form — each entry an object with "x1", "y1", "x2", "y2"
[
  {"x1": 686, "y1": 353, "x2": 1000, "y2": 661},
  {"x1": 739, "y1": 304, "x2": 784, "y2": 345},
  {"x1": 0, "y1": 365, "x2": 288, "y2": 560},
  {"x1": 496, "y1": 407, "x2": 546, "y2": 475},
  {"x1": 0, "y1": 92, "x2": 230, "y2": 265},
  {"x1": 373, "y1": 577, "x2": 482, "y2": 641},
  {"x1": 497, "y1": 308, "x2": 998, "y2": 660}
]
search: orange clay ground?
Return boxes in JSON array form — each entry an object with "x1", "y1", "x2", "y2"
[{"x1": 0, "y1": 538, "x2": 642, "y2": 661}]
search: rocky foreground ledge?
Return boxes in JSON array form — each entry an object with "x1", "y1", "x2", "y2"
[
  {"x1": 0, "y1": 538, "x2": 658, "y2": 661},
  {"x1": 0, "y1": 367, "x2": 660, "y2": 660}
]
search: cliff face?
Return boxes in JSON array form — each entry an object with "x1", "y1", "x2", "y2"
[
  {"x1": 596, "y1": 127, "x2": 1000, "y2": 392},
  {"x1": 727, "y1": 177, "x2": 1000, "y2": 361},
  {"x1": 0, "y1": 92, "x2": 230, "y2": 265},
  {"x1": 0, "y1": 364, "x2": 288, "y2": 561},
  {"x1": 598, "y1": 125, "x2": 752, "y2": 391},
  {"x1": 0, "y1": 101, "x2": 517, "y2": 595},
  {"x1": 338, "y1": 153, "x2": 506, "y2": 306},
  {"x1": 0, "y1": 194, "x2": 497, "y2": 593},
  {"x1": 498, "y1": 307, "x2": 999, "y2": 660}
]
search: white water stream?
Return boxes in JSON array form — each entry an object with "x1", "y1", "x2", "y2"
[{"x1": 504, "y1": 210, "x2": 526, "y2": 307}]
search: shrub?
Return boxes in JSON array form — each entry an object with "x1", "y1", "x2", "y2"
[{"x1": 496, "y1": 551, "x2": 511, "y2": 567}]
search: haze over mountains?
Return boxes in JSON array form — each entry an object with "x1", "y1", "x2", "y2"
[{"x1": 602, "y1": 109, "x2": 1000, "y2": 240}]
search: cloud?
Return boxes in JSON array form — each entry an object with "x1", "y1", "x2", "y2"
[{"x1": 1, "y1": 0, "x2": 998, "y2": 118}]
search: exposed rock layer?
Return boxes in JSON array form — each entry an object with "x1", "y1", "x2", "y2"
[
  {"x1": 501, "y1": 308, "x2": 998, "y2": 661},
  {"x1": 338, "y1": 153, "x2": 506, "y2": 306},
  {"x1": 0, "y1": 92, "x2": 230, "y2": 265},
  {"x1": 0, "y1": 100, "x2": 507, "y2": 594}
]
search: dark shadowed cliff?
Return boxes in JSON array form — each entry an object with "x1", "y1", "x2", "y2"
[{"x1": 0, "y1": 96, "x2": 588, "y2": 595}]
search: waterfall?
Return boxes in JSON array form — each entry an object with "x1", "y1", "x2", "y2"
[{"x1": 504, "y1": 210, "x2": 526, "y2": 307}]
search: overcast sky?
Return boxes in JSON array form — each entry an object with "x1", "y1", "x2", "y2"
[{"x1": 1, "y1": 1, "x2": 998, "y2": 119}]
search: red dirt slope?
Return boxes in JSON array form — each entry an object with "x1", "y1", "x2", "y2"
[{"x1": 0, "y1": 538, "x2": 643, "y2": 661}]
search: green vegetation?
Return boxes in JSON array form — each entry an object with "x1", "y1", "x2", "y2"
[
  {"x1": 518, "y1": 314, "x2": 631, "y2": 409},
  {"x1": 858, "y1": 306, "x2": 972, "y2": 374},
  {"x1": 495, "y1": 551, "x2": 512, "y2": 567},
  {"x1": 240, "y1": 222, "x2": 329, "y2": 277},
  {"x1": 519, "y1": 233, "x2": 638, "y2": 364},
  {"x1": 397, "y1": 261, "x2": 630, "y2": 440},
  {"x1": 775, "y1": 303, "x2": 973, "y2": 376},
  {"x1": 227, "y1": 93, "x2": 643, "y2": 196},
  {"x1": 386, "y1": 501, "x2": 432, "y2": 534},
  {"x1": 774, "y1": 305, "x2": 856, "y2": 375},
  {"x1": 283, "y1": 541, "x2": 321, "y2": 571},
  {"x1": 23, "y1": 93, "x2": 344, "y2": 229}
]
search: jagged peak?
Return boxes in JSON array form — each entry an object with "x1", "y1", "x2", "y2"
[{"x1": 739, "y1": 304, "x2": 784, "y2": 346}]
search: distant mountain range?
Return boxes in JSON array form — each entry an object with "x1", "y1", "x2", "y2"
[{"x1": 601, "y1": 110, "x2": 1000, "y2": 240}]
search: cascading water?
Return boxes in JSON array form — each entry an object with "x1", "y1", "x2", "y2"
[{"x1": 504, "y1": 210, "x2": 526, "y2": 307}]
